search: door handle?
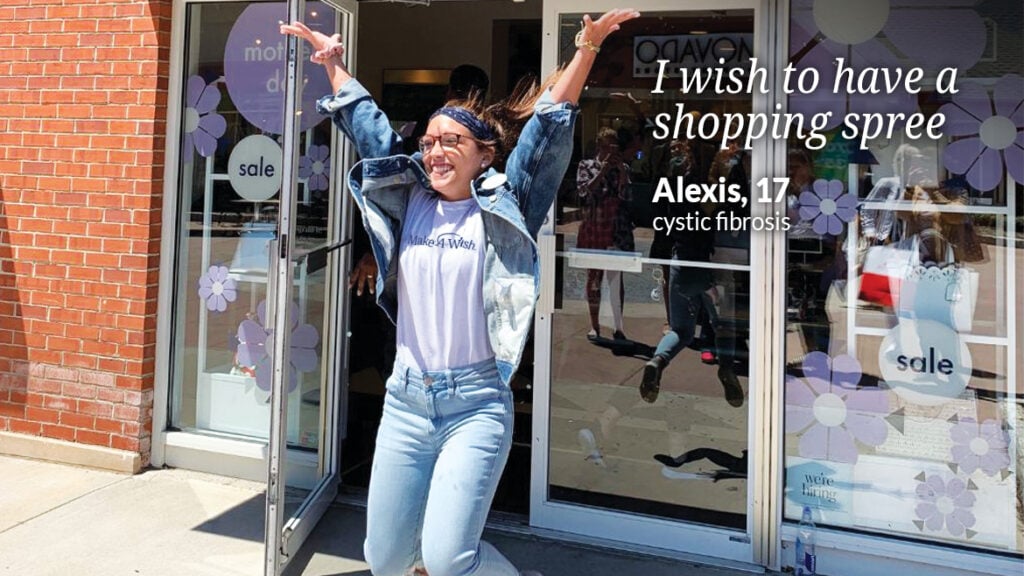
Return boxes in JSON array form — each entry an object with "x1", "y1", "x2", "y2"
[{"x1": 295, "y1": 238, "x2": 353, "y2": 274}]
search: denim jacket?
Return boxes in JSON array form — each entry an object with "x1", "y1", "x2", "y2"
[{"x1": 317, "y1": 79, "x2": 577, "y2": 385}]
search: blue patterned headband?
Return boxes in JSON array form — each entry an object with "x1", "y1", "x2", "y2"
[{"x1": 430, "y1": 106, "x2": 495, "y2": 142}]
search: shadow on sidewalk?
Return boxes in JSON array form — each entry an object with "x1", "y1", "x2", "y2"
[
  {"x1": 192, "y1": 491, "x2": 265, "y2": 542},
  {"x1": 283, "y1": 504, "x2": 371, "y2": 576}
]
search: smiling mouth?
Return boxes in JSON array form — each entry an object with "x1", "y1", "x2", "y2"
[{"x1": 430, "y1": 164, "x2": 453, "y2": 176}]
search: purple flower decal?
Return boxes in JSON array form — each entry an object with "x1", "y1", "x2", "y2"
[
  {"x1": 914, "y1": 473, "x2": 976, "y2": 537},
  {"x1": 786, "y1": 352, "x2": 889, "y2": 464},
  {"x1": 236, "y1": 300, "x2": 320, "y2": 393},
  {"x1": 183, "y1": 75, "x2": 226, "y2": 161},
  {"x1": 798, "y1": 179, "x2": 856, "y2": 235},
  {"x1": 197, "y1": 265, "x2": 237, "y2": 312},
  {"x1": 788, "y1": 0, "x2": 986, "y2": 131},
  {"x1": 939, "y1": 75, "x2": 1024, "y2": 191},
  {"x1": 298, "y1": 144, "x2": 331, "y2": 192},
  {"x1": 950, "y1": 418, "x2": 1010, "y2": 477}
]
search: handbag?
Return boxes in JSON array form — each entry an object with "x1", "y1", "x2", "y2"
[
  {"x1": 858, "y1": 240, "x2": 913, "y2": 307},
  {"x1": 230, "y1": 221, "x2": 276, "y2": 273},
  {"x1": 893, "y1": 239, "x2": 978, "y2": 333}
]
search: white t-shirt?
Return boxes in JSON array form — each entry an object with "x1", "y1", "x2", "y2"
[{"x1": 396, "y1": 186, "x2": 492, "y2": 371}]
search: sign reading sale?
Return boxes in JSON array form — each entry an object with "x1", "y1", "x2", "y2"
[{"x1": 879, "y1": 319, "x2": 973, "y2": 407}]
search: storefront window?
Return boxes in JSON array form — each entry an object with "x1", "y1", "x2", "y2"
[
  {"x1": 169, "y1": 1, "x2": 337, "y2": 452},
  {"x1": 782, "y1": 0, "x2": 1022, "y2": 554},
  {"x1": 548, "y1": 10, "x2": 755, "y2": 531}
]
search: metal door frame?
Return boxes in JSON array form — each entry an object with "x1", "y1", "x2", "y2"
[{"x1": 531, "y1": 0, "x2": 780, "y2": 568}]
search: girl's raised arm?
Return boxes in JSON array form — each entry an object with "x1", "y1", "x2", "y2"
[{"x1": 549, "y1": 9, "x2": 640, "y2": 106}]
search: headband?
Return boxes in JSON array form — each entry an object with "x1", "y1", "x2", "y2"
[{"x1": 430, "y1": 106, "x2": 495, "y2": 142}]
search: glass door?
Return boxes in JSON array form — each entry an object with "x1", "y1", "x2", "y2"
[
  {"x1": 263, "y1": 0, "x2": 358, "y2": 574},
  {"x1": 533, "y1": 0, "x2": 770, "y2": 564},
  {"x1": 163, "y1": 0, "x2": 355, "y2": 572}
]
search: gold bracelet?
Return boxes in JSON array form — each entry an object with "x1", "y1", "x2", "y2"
[{"x1": 574, "y1": 30, "x2": 600, "y2": 53}]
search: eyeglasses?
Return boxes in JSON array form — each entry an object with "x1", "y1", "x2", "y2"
[{"x1": 418, "y1": 133, "x2": 480, "y2": 154}]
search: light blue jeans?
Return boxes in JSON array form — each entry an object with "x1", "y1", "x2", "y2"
[{"x1": 364, "y1": 358, "x2": 519, "y2": 576}]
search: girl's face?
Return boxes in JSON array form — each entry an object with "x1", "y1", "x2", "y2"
[{"x1": 421, "y1": 115, "x2": 494, "y2": 201}]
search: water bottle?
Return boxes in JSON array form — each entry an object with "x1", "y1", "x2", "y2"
[{"x1": 794, "y1": 505, "x2": 817, "y2": 576}]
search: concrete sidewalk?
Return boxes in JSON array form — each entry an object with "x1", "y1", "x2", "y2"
[{"x1": 0, "y1": 455, "x2": 767, "y2": 576}]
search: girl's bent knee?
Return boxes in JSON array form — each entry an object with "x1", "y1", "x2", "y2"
[
  {"x1": 421, "y1": 549, "x2": 477, "y2": 576},
  {"x1": 364, "y1": 538, "x2": 415, "y2": 576}
]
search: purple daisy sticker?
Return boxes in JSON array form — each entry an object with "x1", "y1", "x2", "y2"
[
  {"x1": 788, "y1": 0, "x2": 986, "y2": 132},
  {"x1": 299, "y1": 144, "x2": 331, "y2": 192},
  {"x1": 950, "y1": 417, "x2": 1011, "y2": 477},
  {"x1": 236, "y1": 301, "x2": 320, "y2": 393},
  {"x1": 914, "y1": 472, "x2": 976, "y2": 537},
  {"x1": 785, "y1": 352, "x2": 890, "y2": 464},
  {"x1": 183, "y1": 75, "x2": 226, "y2": 162},
  {"x1": 197, "y1": 265, "x2": 237, "y2": 313},
  {"x1": 798, "y1": 179, "x2": 857, "y2": 235},
  {"x1": 939, "y1": 74, "x2": 1024, "y2": 191}
]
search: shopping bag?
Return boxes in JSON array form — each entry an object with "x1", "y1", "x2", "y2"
[
  {"x1": 858, "y1": 242, "x2": 913, "y2": 307},
  {"x1": 230, "y1": 221, "x2": 276, "y2": 273},
  {"x1": 896, "y1": 263, "x2": 979, "y2": 333}
]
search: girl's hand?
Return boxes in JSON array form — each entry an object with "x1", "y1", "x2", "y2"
[
  {"x1": 579, "y1": 9, "x2": 641, "y2": 48},
  {"x1": 279, "y1": 21, "x2": 344, "y2": 64},
  {"x1": 348, "y1": 252, "x2": 379, "y2": 297}
]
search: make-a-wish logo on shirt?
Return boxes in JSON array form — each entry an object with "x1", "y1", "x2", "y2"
[{"x1": 404, "y1": 232, "x2": 478, "y2": 250}]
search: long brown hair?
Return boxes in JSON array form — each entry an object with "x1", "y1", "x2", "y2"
[{"x1": 442, "y1": 69, "x2": 563, "y2": 170}]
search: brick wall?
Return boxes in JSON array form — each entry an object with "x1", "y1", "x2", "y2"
[{"x1": 0, "y1": 0, "x2": 172, "y2": 467}]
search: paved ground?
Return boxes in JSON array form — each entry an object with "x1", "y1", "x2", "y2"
[{"x1": 0, "y1": 454, "x2": 768, "y2": 576}]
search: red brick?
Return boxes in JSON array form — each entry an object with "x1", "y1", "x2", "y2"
[
  {"x1": 28, "y1": 20, "x2": 63, "y2": 34},
  {"x1": 48, "y1": 308, "x2": 82, "y2": 324},
  {"x1": 39, "y1": 422, "x2": 71, "y2": 440},
  {"x1": 82, "y1": 311, "x2": 117, "y2": 328},
  {"x1": 62, "y1": 354, "x2": 97, "y2": 370},
  {"x1": 96, "y1": 358, "x2": 126, "y2": 374},
  {"x1": 112, "y1": 404, "x2": 140, "y2": 421},
  {"x1": 116, "y1": 375, "x2": 142, "y2": 391},
  {"x1": 77, "y1": 399, "x2": 113, "y2": 418},
  {"x1": 94, "y1": 417, "x2": 123, "y2": 434},
  {"x1": 81, "y1": 340, "x2": 117, "y2": 356},
  {"x1": 28, "y1": 350, "x2": 61, "y2": 364},
  {"x1": 47, "y1": 337, "x2": 80, "y2": 353},
  {"x1": 28, "y1": 319, "x2": 64, "y2": 335},
  {"x1": 96, "y1": 388, "x2": 123, "y2": 404},
  {"x1": 65, "y1": 295, "x2": 100, "y2": 311},
  {"x1": 40, "y1": 395, "x2": 76, "y2": 412},
  {"x1": 64, "y1": 20, "x2": 99, "y2": 34},
  {"x1": 75, "y1": 428, "x2": 109, "y2": 447},
  {"x1": 45, "y1": 7, "x2": 80, "y2": 19},
  {"x1": 110, "y1": 434, "x2": 139, "y2": 452},
  {"x1": 0, "y1": 402, "x2": 26, "y2": 419},
  {"x1": 62, "y1": 382, "x2": 97, "y2": 399},
  {"x1": 60, "y1": 411, "x2": 94, "y2": 429},
  {"x1": 27, "y1": 378, "x2": 62, "y2": 395},
  {"x1": 25, "y1": 406, "x2": 59, "y2": 424},
  {"x1": 79, "y1": 371, "x2": 115, "y2": 388}
]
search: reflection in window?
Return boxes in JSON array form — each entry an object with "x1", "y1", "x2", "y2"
[{"x1": 782, "y1": 0, "x2": 1022, "y2": 555}]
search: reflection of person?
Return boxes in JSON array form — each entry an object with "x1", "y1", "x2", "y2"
[
  {"x1": 576, "y1": 127, "x2": 633, "y2": 340},
  {"x1": 861, "y1": 144, "x2": 934, "y2": 245},
  {"x1": 650, "y1": 138, "x2": 693, "y2": 332},
  {"x1": 707, "y1": 138, "x2": 741, "y2": 183},
  {"x1": 640, "y1": 181, "x2": 744, "y2": 407},
  {"x1": 283, "y1": 10, "x2": 639, "y2": 576}
]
